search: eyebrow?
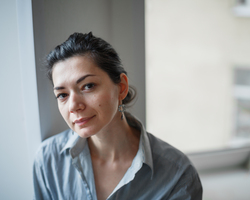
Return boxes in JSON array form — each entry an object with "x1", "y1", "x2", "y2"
[
  {"x1": 53, "y1": 74, "x2": 96, "y2": 90},
  {"x1": 76, "y1": 74, "x2": 95, "y2": 84}
]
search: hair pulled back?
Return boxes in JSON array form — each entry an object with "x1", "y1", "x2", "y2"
[{"x1": 46, "y1": 32, "x2": 136, "y2": 105}]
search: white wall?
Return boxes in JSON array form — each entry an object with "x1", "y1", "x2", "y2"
[
  {"x1": 0, "y1": 0, "x2": 40, "y2": 199},
  {"x1": 146, "y1": 0, "x2": 250, "y2": 152}
]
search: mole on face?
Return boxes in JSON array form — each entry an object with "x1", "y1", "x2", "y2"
[{"x1": 99, "y1": 104, "x2": 101, "y2": 107}]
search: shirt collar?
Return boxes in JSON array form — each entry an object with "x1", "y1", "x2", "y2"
[
  {"x1": 60, "y1": 130, "x2": 87, "y2": 158},
  {"x1": 60, "y1": 113, "x2": 154, "y2": 176},
  {"x1": 125, "y1": 112, "x2": 154, "y2": 178}
]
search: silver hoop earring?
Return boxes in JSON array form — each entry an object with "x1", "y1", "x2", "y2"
[{"x1": 118, "y1": 104, "x2": 126, "y2": 120}]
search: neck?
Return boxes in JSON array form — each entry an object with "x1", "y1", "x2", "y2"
[{"x1": 88, "y1": 115, "x2": 140, "y2": 162}]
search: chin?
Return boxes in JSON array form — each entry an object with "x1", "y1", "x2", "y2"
[{"x1": 74, "y1": 127, "x2": 98, "y2": 138}]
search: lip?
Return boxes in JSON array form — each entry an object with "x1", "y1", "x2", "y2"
[{"x1": 73, "y1": 115, "x2": 95, "y2": 126}]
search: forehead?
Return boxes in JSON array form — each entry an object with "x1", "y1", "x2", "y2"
[{"x1": 52, "y1": 56, "x2": 106, "y2": 85}]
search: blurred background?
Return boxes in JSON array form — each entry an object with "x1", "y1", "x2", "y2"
[
  {"x1": 1, "y1": 0, "x2": 250, "y2": 199},
  {"x1": 146, "y1": 0, "x2": 250, "y2": 153}
]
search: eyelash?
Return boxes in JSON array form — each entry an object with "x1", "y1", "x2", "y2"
[
  {"x1": 56, "y1": 83, "x2": 96, "y2": 100},
  {"x1": 82, "y1": 83, "x2": 95, "y2": 90},
  {"x1": 56, "y1": 93, "x2": 68, "y2": 100}
]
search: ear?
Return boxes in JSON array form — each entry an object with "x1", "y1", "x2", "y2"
[{"x1": 118, "y1": 73, "x2": 129, "y2": 101}]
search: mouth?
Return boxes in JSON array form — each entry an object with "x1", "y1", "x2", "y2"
[{"x1": 73, "y1": 115, "x2": 95, "y2": 126}]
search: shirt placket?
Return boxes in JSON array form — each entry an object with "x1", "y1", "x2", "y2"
[{"x1": 72, "y1": 156, "x2": 94, "y2": 200}]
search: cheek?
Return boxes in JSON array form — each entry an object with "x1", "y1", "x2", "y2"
[
  {"x1": 91, "y1": 93, "x2": 118, "y2": 112},
  {"x1": 58, "y1": 104, "x2": 69, "y2": 120},
  {"x1": 101, "y1": 94, "x2": 118, "y2": 111}
]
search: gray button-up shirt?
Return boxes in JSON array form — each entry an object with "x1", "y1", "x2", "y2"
[{"x1": 33, "y1": 114, "x2": 202, "y2": 200}]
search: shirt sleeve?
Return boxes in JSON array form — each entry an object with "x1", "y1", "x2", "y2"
[
  {"x1": 168, "y1": 168, "x2": 203, "y2": 200},
  {"x1": 33, "y1": 159, "x2": 52, "y2": 200}
]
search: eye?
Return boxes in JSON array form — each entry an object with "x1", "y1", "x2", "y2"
[
  {"x1": 83, "y1": 83, "x2": 95, "y2": 90},
  {"x1": 56, "y1": 93, "x2": 68, "y2": 100}
]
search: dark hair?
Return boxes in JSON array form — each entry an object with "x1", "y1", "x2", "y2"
[{"x1": 46, "y1": 32, "x2": 136, "y2": 105}]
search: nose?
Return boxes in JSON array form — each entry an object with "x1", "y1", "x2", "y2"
[{"x1": 68, "y1": 92, "x2": 85, "y2": 113}]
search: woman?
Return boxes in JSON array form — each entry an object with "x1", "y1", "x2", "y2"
[{"x1": 33, "y1": 32, "x2": 202, "y2": 200}]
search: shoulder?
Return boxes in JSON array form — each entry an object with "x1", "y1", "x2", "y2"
[
  {"x1": 34, "y1": 129, "x2": 71, "y2": 167},
  {"x1": 147, "y1": 133, "x2": 203, "y2": 198},
  {"x1": 147, "y1": 132, "x2": 194, "y2": 171},
  {"x1": 147, "y1": 132, "x2": 202, "y2": 187}
]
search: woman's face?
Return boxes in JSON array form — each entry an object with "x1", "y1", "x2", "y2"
[{"x1": 52, "y1": 55, "x2": 124, "y2": 138}]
